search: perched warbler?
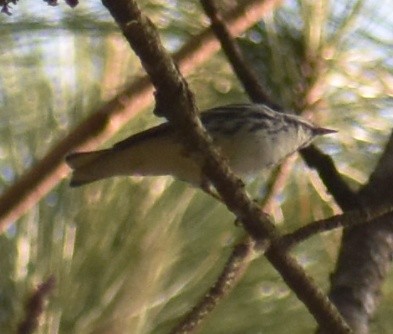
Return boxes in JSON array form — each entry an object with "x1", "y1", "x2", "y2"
[{"x1": 66, "y1": 103, "x2": 335, "y2": 188}]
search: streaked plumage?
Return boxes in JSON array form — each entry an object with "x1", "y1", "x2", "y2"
[{"x1": 66, "y1": 104, "x2": 335, "y2": 187}]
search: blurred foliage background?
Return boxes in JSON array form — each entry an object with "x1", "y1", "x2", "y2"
[{"x1": 0, "y1": 0, "x2": 392, "y2": 333}]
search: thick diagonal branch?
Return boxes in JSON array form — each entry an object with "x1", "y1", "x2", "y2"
[
  {"x1": 0, "y1": 0, "x2": 275, "y2": 232},
  {"x1": 101, "y1": 1, "x2": 350, "y2": 332}
]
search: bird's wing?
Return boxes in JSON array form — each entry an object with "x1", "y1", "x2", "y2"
[{"x1": 113, "y1": 122, "x2": 173, "y2": 150}]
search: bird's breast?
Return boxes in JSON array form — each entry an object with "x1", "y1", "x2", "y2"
[{"x1": 213, "y1": 126, "x2": 309, "y2": 178}]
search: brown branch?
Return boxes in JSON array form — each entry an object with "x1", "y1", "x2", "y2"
[
  {"x1": 300, "y1": 146, "x2": 359, "y2": 211},
  {"x1": 174, "y1": 199, "x2": 393, "y2": 333},
  {"x1": 171, "y1": 239, "x2": 256, "y2": 334},
  {"x1": 259, "y1": 157, "x2": 296, "y2": 211},
  {"x1": 17, "y1": 276, "x2": 56, "y2": 334},
  {"x1": 103, "y1": 0, "x2": 272, "y2": 239},
  {"x1": 279, "y1": 204, "x2": 393, "y2": 250},
  {"x1": 199, "y1": 0, "x2": 351, "y2": 332},
  {"x1": 101, "y1": 1, "x2": 351, "y2": 333},
  {"x1": 0, "y1": 0, "x2": 273, "y2": 233},
  {"x1": 328, "y1": 130, "x2": 393, "y2": 333},
  {"x1": 172, "y1": 164, "x2": 293, "y2": 333},
  {"x1": 200, "y1": 0, "x2": 279, "y2": 108},
  {"x1": 200, "y1": 0, "x2": 357, "y2": 213},
  {"x1": 200, "y1": 1, "x2": 391, "y2": 333}
]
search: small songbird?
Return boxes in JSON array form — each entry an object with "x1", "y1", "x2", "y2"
[{"x1": 66, "y1": 104, "x2": 336, "y2": 188}]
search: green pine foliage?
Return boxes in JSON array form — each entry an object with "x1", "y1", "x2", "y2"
[{"x1": 0, "y1": 0, "x2": 392, "y2": 333}]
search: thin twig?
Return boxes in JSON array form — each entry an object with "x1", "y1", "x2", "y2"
[
  {"x1": 300, "y1": 146, "x2": 359, "y2": 211},
  {"x1": 17, "y1": 276, "x2": 56, "y2": 334},
  {"x1": 259, "y1": 157, "x2": 296, "y2": 211},
  {"x1": 200, "y1": 0, "x2": 280, "y2": 108},
  {"x1": 279, "y1": 204, "x2": 393, "y2": 250},
  {"x1": 171, "y1": 239, "x2": 257, "y2": 334}
]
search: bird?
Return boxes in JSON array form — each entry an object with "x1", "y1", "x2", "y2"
[{"x1": 65, "y1": 103, "x2": 336, "y2": 189}]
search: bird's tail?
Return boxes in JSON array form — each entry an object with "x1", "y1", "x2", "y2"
[{"x1": 66, "y1": 149, "x2": 116, "y2": 187}]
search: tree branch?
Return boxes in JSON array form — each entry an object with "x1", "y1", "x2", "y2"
[
  {"x1": 101, "y1": 0, "x2": 350, "y2": 332},
  {"x1": 172, "y1": 161, "x2": 294, "y2": 333},
  {"x1": 200, "y1": 0, "x2": 280, "y2": 108},
  {"x1": 172, "y1": 194, "x2": 393, "y2": 333},
  {"x1": 103, "y1": 0, "x2": 273, "y2": 239},
  {"x1": 17, "y1": 276, "x2": 55, "y2": 334},
  {"x1": 300, "y1": 146, "x2": 359, "y2": 211},
  {"x1": 328, "y1": 130, "x2": 393, "y2": 333},
  {"x1": 171, "y1": 239, "x2": 256, "y2": 334},
  {"x1": 201, "y1": 1, "x2": 392, "y2": 331},
  {"x1": 279, "y1": 204, "x2": 393, "y2": 250},
  {"x1": 199, "y1": 0, "x2": 357, "y2": 212},
  {"x1": 0, "y1": 0, "x2": 275, "y2": 233}
]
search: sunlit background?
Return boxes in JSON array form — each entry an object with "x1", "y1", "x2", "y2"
[{"x1": 0, "y1": 0, "x2": 392, "y2": 333}]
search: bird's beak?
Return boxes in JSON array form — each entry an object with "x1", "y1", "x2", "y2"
[{"x1": 314, "y1": 127, "x2": 337, "y2": 136}]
